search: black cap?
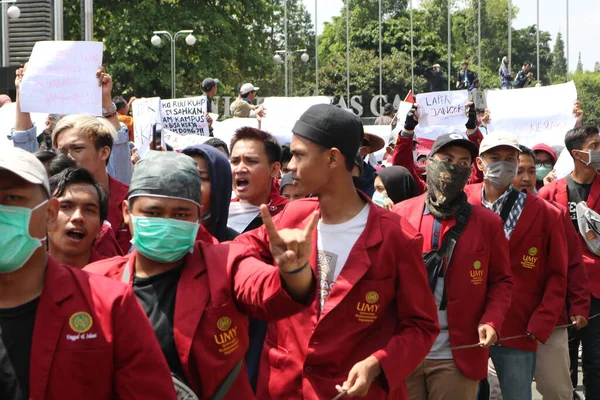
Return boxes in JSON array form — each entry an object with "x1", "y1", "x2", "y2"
[
  {"x1": 293, "y1": 104, "x2": 364, "y2": 162},
  {"x1": 429, "y1": 133, "x2": 478, "y2": 161},
  {"x1": 383, "y1": 103, "x2": 394, "y2": 114},
  {"x1": 202, "y1": 78, "x2": 219, "y2": 91}
]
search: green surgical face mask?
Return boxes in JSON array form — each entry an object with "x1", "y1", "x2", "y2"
[
  {"x1": 130, "y1": 216, "x2": 199, "y2": 263},
  {"x1": 0, "y1": 200, "x2": 48, "y2": 274},
  {"x1": 535, "y1": 164, "x2": 553, "y2": 181}
]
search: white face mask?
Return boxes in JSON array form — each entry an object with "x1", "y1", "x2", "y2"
[
  {"x1": 576, "y1": 150, "x2": 600, "y2": 170},
  {"x1": 483, "y1": 161, "x2": 518, "y2": 190}
]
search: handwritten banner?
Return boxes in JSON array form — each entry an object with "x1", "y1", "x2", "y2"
[
  {"x1": 19, "y1": 41, "x2": 103, "y2": 115},
  {"x1": 485, "y1": 81, "x2": 577, "y2": 148},
  {"x1": 414, "y1": 90, "x2": 469, "y2": 141},
  {"x1": 161, "y1": 96, "x2": 208, "y2": 136},
  {"x1": 133, "y1": 97, "x2": 162, "y2": 157}
]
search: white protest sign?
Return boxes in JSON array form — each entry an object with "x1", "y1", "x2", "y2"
[
  {"x1": 554, "y1": 148, "x2": 574, "y2": 179},
  {"x1": 485, "y1": 81, "x2": 577, "y2": 148},
  {"x1": 414, "y1": 90, "x2": 469, "y2": 141},
  {"x1": 390, "y1": 101, "x2": 414, "y2": 140},
  {"x1": 133, "y1": 97, "x2": 162, "y2": 157},
  {"x1": 260, "y1": 96, "x2": 331, "y2": 144},
  {"x1": 164, "y1": 132, "x2": 211, "y2": 151},
  {"x1": 0, "y1": 103, "x2": 48, "y2": 148},
  {"x1": 20, "y1": 41, "x2": 103, "y2": 115},
  {"x1": 161, "y1": 96, "x2": 209, "y2": 136}
]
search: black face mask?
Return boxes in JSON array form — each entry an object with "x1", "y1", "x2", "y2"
[{"x1": 426, "y1": 157, "x2": 471, "y2": 219}]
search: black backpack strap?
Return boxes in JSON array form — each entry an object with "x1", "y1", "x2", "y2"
[
  {"x1": 499, "y1": 189, "x2": 520, "y2": 224},
  {"x1": 209, "y1": 359, "x2": 243, "y2": 400},
  {"x1": 566, "y1": 174, "x2": 584, "y2": 205}
]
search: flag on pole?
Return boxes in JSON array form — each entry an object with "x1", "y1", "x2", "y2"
[{"x1": 404, "y1": 91, "x2": 415, "y2": 103}]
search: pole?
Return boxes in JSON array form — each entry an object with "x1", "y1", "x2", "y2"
[
  {"x1": 315, "y1": 0, "x2": 319, "y2": 95},
  {"x1": 1, "y1": 2, "x2": 8, "y2": 67},
  {"x1": 378, "y1": 0, "x2": 382, "y2": 112},
  {"x1": 566, "y1": 0, "x2": 569, "y2": 81},
  {"x1": 284, "y1": 0, "x2": 288, "y2": 97},
  {"x1": 346, "y1": 0, "x2": 350, "y2": 107},
  {"x1": 536, "y1": 0, "x2": 540, "y2": 81},
  {"x1": 478, "y1": 0, "x2": 481, "y2": 83},
  {"x1": 55, "y1": 0, "x2": 64, "y2": 40},
  {"x1": 447, "y1": 0, "x2": 451, "y2": 91},
  {"x1": 84, "y1": 0, "x2": 93, "y2": 41},
  {"x1": 508, "y1": 0, "x2": 512, "y2": 74},
  {"x1": 290, "y1": 55, "x2": 294, "y2": 97},
  {"x1": 410, "y1": 0, "x2": 414, "y2": 93}
]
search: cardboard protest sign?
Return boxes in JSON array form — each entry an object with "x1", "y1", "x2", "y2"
[
  {"x1": 161, "y1": 96, "x2": 208, "y2": 136},
  {"x1": 0, "y1": 103, "x2": 48, "y2": 149},
  {"x1": 133, "y1": 97, "x2": 162, "y2": 157},
  {"x1": 20, "y1": 41, "x2": 103, "y2": 115},
  {"x1": 260, "y1": 96, "x2": 331, "y2": 144},
  {"x1": 485, "y1": 81, "x2": 577, "y2": 148}
]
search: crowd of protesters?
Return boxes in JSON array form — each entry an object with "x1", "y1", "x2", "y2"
[{"x1": 0, "y1": 60, "x2": 596, "y2": 400}]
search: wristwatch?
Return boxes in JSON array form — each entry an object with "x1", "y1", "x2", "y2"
[{"x1": 102, "y1": 102, "x2": 117, "y2": 116}]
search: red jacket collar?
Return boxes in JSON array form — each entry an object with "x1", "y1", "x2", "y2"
[{"x1": 231, "y1": 178, "x2": 289, "y2": 215}]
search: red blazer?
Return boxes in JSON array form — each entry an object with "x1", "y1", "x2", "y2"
[
  {"x1": 539, "y1": 174, "x2": 600, "y2": 299},
  {"x1": 549, "y1": 200, "x2": 590, "y2": 323},
  {"x1": 107, "y1": 175, "x2": 132, "y2": 254},
  {"x1": 85, "y1": 242, "x2": 309, "y2": 400},
  {"x1": 235, "y1": 196, "x2": 440, "y2": 400},
  {"x1": 390, "y1": 129, "x2": 484, "y2": 194},
  {"x1": 93, "y1": 223, "x2": 124, "y2": 258},
  {"x1": 465, "y1": 183, "x2": 568, "y2": 351},
  {"x1": 393, "y1": 195, "x2": 513, "y2": 380},
  {"x1": 231, "y1": 178, "x2": 289, "y2": 217},
  {"x1": 31, "y1": 258, "x2": 177, "y2": 399}
]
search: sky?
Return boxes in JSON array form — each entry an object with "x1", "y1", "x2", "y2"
[{"x1": 301, "y1": 0, "x2": 599, "y2": 72}]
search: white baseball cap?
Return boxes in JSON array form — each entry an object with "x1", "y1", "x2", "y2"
[
  {"x1": 0, "y1": 147, "x2": 50, "y2": 196},
  {"x1": 240, "y1": 83, "x2": 259, "y2": 95},
  {"x1": 479, "y1": 131, "x2": 521, "y2": 156}
]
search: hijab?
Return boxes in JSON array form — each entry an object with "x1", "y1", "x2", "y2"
[{"x1": 375, "y1": 166, "x2": 419, "y2": 204}]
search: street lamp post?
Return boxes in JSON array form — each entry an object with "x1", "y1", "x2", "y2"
[
  {"x1": 1, "y1": 0, "x2": 21, "y2": 67},
  {"x1": 151, "y1": 30, "x2": 196, "y2": 99},
  {"x1": 274, "y1": 49, "x2": 309, "y2": 97}
]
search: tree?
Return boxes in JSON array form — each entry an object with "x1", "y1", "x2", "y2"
[
  {"x1": 595, "y1": 62, "x2": 600, "y2": 73},
  {"x1": 550, "y1": 32, "x2": 567, "y2": 83},
  {"x1": 571, "y1": 72, "x2": 600, "y2": 125},
  {"x1": 576, "y1": 52, "x2": 584, "y2": 73}
]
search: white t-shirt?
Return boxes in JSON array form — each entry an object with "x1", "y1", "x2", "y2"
[{"x1": 317, "y1": 203, "x2": 370, "y2": 311}]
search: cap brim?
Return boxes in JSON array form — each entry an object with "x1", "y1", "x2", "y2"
[
  {"x1": 364, "y1": 133, "x2": 385, "y2": 154},
  {"x1": 0, "y1": 164, "x2": 49, "y2": 195},
  {"x1": 438, "y1": 139, "x2": 479, "y2": 161},
  {"x1": 480, "y1": 143, "x2": 521, "y2": 156}
]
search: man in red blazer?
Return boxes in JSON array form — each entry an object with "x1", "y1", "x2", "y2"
[
  {"x1": 509, "y1": 144, "x2": 589, "y2": 400},
  {"x1": 86, "y1": 150, "x2": 317, "y2": 400},
  {"x1": 0, "y1": 147, "x2": 177, "y2": 400},
  {"x1": 538, "y1": 125, "x2": 600, "y2": 398},
  {"x1": 464, "y1": 131, "x2": 568, "y2": 399},
  {"x1": 236, "y1": 104, "x2": 440, "y2": 399},
  {"x1": 393, "y1": 134, "x2": 513, "y2": 400}
]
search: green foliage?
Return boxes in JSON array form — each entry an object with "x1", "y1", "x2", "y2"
[
  {"x1": 595, "y1": 62, "x2": 600, "y2": 73},
  {"x1": 550, "y1": 32, "x2": 567, "y2": 83},
  {"x1": 576, "y1": 52, "x2": 584, "y2": 73},
  {"x1": 571, "y1": 71, "x2": 600, "y2": 125}
]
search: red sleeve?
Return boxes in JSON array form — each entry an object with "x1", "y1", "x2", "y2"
[
  {"x1": 527, "y1": 211, "x2": 568, "y2": 342},
  {"x1": 231, "y1": 251, "x2": 314, "y2": 321},
  {"x1": 233, "y1": 223, "x2": 274, "y2": 263},
  {"x1": 371, "y1": 233, "x2": 439, "y2": 392},
  {"x1": 537, "y1": 184, "x2": 555, "y2": 201},
  {"x1": 479, "y1": 218, "x2": 513, "y2": 336},
  {"x1": 466, "y1": 129, "x2": 484, "y2": 184},
  {"x1": 113, "y1": 288, "x2": 178, "y2": 399},
  {"x1": 562, "y1": 208, "x2": 591, "y2": 318},
  {"x1": 390, "y1": 135, "x2": 427, "y2": 194}
]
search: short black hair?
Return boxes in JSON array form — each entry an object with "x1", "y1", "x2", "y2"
[
  {"x1": 281, "y1": 143, "x2": 292, "y2": 164},
  {"x1": 241, "y1": 91, "x2": 253, "y2": 99},
  {"x1": 518, "y1": 145, "x2": 535, "y2": 164},
  {"x1": 523, "y1": 61, "x2": 532, "y2": 67},
  {"x1": 50, "y1": 167, "x2": 109, "y2": 223},
  {"x1": 113, "y1": 96, "x2": 127, "y2": 111},
  {"x1": 231, "y1": 127, "x2": 282, "y2": 164},
  {"x1": 565, "y1": 125, "x2": 600, "y2": 159},
  {"x1": 204, "y1": 138, "x2": 229, "y2": 157},
  {"x1": 35, "y1": 149, "x2": 77, "y2": 177}
]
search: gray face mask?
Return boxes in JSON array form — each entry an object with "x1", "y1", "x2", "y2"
[
  {"x1": 483, "y1": 161, "x2": 518, "y2": 190},
  {"x1": 577, "y1": 150, "x2": 600, "y2": 170}
]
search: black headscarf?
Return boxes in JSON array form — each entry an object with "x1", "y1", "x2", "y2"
[{"x1": 375, "y1": 166, "x2": 419, "y2": 204}]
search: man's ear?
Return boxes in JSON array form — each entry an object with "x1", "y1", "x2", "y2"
[
  {"x1": 46, "y1": 197, "x2": 59, "y2": 229},
  {"x1": 99, "y1": 146, "x2": 111, "y2": 164},
  {"x1": 122, "y1": 200, "x2": 131, "y2": 226},
  {"x1": 329, "y1": 148, "x2": 342, "y2": 169},
  {"x1": 270, "y1": 162, "x2": 281, "y2": 179},
  {"x1": 475, "y1": 156, "x2": 486, "y2": 172}
]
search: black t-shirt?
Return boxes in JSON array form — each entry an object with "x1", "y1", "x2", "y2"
[
  {"x1": 133, "y1": 265, "x2": 187, "y2": 383},
  {"x1": 0, "y1": 297, "x2": 40, "y2": 400},
  {"x1": 568, "y1": 181, "x2": 592, "y2": 227}
]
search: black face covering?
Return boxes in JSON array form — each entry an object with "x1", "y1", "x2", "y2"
[{"x1": 426, "y1": 157, "x2": 471, "y2": 219}]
